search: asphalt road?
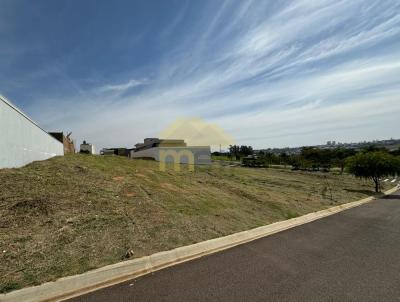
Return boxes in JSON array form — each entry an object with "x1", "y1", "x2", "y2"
[{"x1": 69, "y1": 190, "x2": 400, "y2": 302}]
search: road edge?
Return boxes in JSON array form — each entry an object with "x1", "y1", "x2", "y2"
[{"x1": 1, "y1": 186, "x2": 398, "y2": 302}]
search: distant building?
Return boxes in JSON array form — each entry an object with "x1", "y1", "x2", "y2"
[
  {"x1": 100, "y1": 148, "x2": 129, "y2": 157},
  {"x1": 0, "y1": 95, "x2": 63, "y2": 168},
  {"x1": 49, "y1": 132, "x2": 75, "y2": 154},
  {"x1": 131, "y1": 138, "x2": 211, "y2": 165},
  {"x1": 134, "y1": 138, "x2": 187, "y2": 151},
  {"x1": 100, "y1": 149, "x2": 115, "y2": 156},
  {"x1": 80, "y1": 140, "x2": 96, "y2": 154}
]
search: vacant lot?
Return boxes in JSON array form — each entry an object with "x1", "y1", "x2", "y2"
[{"x1": 0, "y1": 154, "x2": 386, "y2": 292}]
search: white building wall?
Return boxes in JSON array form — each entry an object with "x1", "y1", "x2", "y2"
[
  {"x1": 131, "y1": 147, "x2": 160, "y2": 160},
  {"x1": 131, "y1": 146, "x2": 211, "y2": 165},
  {"x1": 0, "y1": 95, "x2": 64, "y2": 169}
]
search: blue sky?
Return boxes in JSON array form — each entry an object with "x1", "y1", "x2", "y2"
[{"x1": 1, "y1": 0, "x2": 400, "y2": 150}]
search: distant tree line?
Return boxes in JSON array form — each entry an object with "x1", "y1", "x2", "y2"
[
  {"x1": 216, "y1": 144, "x2": 400, "y2": 193},
  {"x1": 248, "y1": 146, "x2": 400, "y2": 173},
  {"x1": 250, "y1": 147, "x2": 358, "y2": 173},
  {"x1": 212, "y1": 145, "x2": 254, "y2": 161}
]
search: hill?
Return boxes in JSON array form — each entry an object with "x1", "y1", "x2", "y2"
[{"x1": 0, "y1": 154, "x2": 383, "y2": 292}]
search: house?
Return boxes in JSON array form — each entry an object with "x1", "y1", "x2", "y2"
[
  {"x1": 80, "y1": 141, "x2": 96, "y2": 154},
  {"x1": 131, "y1": 138, "x2": 211, "y2": 165},
  {"x1": 100, "y1": 149, "x2": 115, "y2": 156},
  {"x1": 134, "y1": 138, "x2": 187, "y2": 151},
  {"x1": 0, "y1": 95, "x2": 64, "y2": 168},
  {"x1": 100, "y1": 148, "x2": 129, "y2": 156},
  {"x1": 48, "y1": 132, "x2": 76, "y2": 154}
]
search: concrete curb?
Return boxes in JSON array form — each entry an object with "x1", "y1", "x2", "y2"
[{"x1": 1, "y1": 186, "x2": 398, "y2": 302}]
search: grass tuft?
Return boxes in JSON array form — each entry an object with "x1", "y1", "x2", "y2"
[{"x1": 0, "y1": 154, "x2": 379, "y2": 292}]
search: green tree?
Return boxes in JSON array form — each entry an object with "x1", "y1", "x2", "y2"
[
  {"x1": 300, "y1": 147, "x2": 332, "y2": 171},
  {"x1": 229, "y1": 145, "x2": 240, "y2": 160},
  {"x1": 229, "y1": 145, "x2": 254, "y2": 160},
  {"x1": 279, "y1": 152, "x2": 289, "y2": 167},
  {"x1": 239, "y1": 145, "x2": 254, "y2": 157},
  {"x1": 262, "y1": 152, "x2": 278, "y2": 166},
  {"x1": 346, "y1": 152, "x2": 400, "y2": 193},
  {"x1": 332, "y1": 148, "x2": 356, "y2": 174}
]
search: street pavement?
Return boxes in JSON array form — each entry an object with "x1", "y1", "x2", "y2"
[{"x1": 68, "y1": 190, "x2": 400, "y2": 302}]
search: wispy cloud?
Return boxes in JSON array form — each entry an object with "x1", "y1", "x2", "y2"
[
  {"x1": 2, "y1": 0, "x2": 400, "y2": 150},
  {"x1": 98, "y1": 79, "x2": 149, "y2": 94}
]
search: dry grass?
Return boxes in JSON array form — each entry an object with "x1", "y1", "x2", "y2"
[{"x1": 0, "y1": 154, "x2": 384, "y2": 293}]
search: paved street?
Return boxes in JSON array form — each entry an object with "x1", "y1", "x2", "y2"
[{"x1": 69, "y1": 190, "x2": 400, "y2": 302}]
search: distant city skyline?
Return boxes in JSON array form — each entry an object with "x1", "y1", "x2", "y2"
[
  {"x1": 221, "y1": 137, "x2": 400, "y2": 152},
  {"x1": 1, "y1": 0, "x2": 399, "y2": 150}
]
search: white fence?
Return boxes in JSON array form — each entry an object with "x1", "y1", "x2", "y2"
[{"x1": 0, "y1": 95, "x2": 63, "y2": 169}]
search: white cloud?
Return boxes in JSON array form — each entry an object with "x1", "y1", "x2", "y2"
[
  {"x1": 20, "y1": 0, "x2": 400, "y2": 150},
  {"x1": 98, "y1": 79, "x2": 148, "y2": 94}
]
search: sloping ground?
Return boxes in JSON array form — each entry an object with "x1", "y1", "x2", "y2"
[{"x1": 0, "y1": 154, "x2": 381, "y2": 293}]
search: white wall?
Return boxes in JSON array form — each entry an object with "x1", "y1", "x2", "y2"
[
  {"x1": 0, "y1": 96, "x2": 64, "y2": 169},
  {"x1": 131, "y1": 147, "x2": 159, "y2": 160},
  {"x1": 131, "y1": 146, "x2": 211, "y2": 165}
]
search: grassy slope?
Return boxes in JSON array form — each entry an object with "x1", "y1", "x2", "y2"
[{"x1": 0, "y1": 154, "x2": 383, "y2": 292}]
